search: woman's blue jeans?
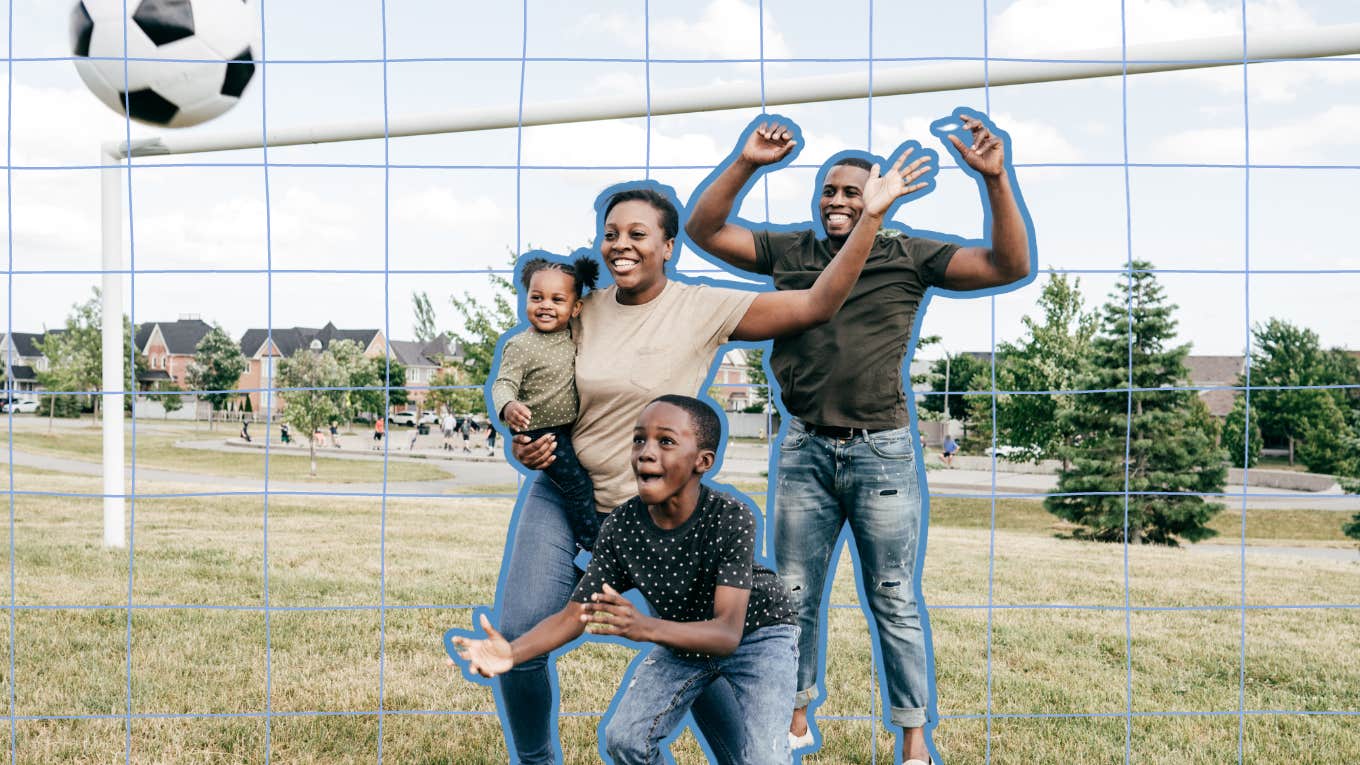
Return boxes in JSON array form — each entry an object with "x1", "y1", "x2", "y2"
[{"x1": 494, "y1": 475, "x2": 749, "y2": 764}]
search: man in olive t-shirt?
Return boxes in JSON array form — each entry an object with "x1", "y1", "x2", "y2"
[{"x1": 687, "y1": 113, "x2": 1034, "y2": 765}]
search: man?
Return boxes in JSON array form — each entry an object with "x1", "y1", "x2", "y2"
[{"x1": 686, "y1": 111, "x2": 1033, "y2": 765}]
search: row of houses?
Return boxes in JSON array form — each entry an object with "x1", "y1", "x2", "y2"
[
  {"x1": 3, "y1": 316, "x2": 462, "y2": 414},
  {"x1": 6, "y1": 315, "x2": 1293, "y2": 420}
]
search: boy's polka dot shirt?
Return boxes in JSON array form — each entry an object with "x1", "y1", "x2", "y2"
[{"x1": 571, "y1": 485, "x2": 796, "y2": 660}]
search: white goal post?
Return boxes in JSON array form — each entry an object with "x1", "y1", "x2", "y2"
[{"x1": 98, "y1": 24, "x2": 1360, "y2": 546}]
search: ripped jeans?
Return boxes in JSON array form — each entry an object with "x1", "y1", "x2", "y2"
[
  {"x1": 773, "y1": 418, "x2": 931, "y2": 729},
  {"x1": 604, "y1": 625, "x2": 799, "y2": 765}
]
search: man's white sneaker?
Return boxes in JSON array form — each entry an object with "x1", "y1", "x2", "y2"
[
  {"x1": 788, "y1": 729, "x2": 815, "y2": 750},
  {"x1": 905, "y1": 759, "x2": 932, "y2": 765}
]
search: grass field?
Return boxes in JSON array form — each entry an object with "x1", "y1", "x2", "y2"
[{"x1": 0, "y1": 467, "x2": 1356, "y2": 764}]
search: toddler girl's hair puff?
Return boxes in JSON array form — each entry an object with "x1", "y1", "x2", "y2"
[{"x1": 519, "y1": 255, "x2": 600, "y2": 297}]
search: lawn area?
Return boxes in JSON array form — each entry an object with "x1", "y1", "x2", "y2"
[
  {"x1": 1, "y1": 471, "x2": 1355, "y2": 763},
  {"x1": 0, "y1": 422, "x2": 450, "y2": 484}
]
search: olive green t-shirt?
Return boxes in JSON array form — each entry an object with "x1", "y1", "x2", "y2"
[
  {"x1": 754, "y1": 228, "x2": 958, "y2": 430},
  {"x1": 490, "y1": 328, "x2": 579, "y2": 431}
]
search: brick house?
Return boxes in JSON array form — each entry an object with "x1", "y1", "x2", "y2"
[
  {"x1": 134, "y1": 316, "x2": 215, "y2": 390},
  {"x1": 237, "y1": 323, "x2": 386, "y2": 412},
  {"x1": 710, "y1": 348, "x2": 763, "y2": 413}
]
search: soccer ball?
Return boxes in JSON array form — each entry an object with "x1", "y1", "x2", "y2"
[{"x1": 70, "y1": 0, "x2": 258, "y2": 128}]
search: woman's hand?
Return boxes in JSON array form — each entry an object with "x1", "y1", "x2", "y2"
[
  {"x1": 862, "y1": 146, "x2": 935, "y2": 220},
  {"x1": 582, "y1": 584, "x2": 653, "y2": 641},
  {"x1": 451, "y1": 614, "x2": 514, "y2": 678},
  {"x1": 739, "y1": 120, "x2": 798, "y2": 168},
  {"x1": 501, "y1": 401, "x2": 533, "y2": 432},
  {"x1": 511, "y1": 432, "x2": 556, "y2": 470}
]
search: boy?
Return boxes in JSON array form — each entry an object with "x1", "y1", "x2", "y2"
[{"x1": 449, "y1": 395, "x2": 799, "y2": 764}]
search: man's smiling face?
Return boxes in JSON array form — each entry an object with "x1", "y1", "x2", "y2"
[{"x1": 819, "y1": 163, "x2": 870, "y2": 242}]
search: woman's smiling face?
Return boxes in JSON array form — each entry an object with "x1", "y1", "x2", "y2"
[{"x1": 601, "y1": 199, "x2": 673, "y2": 304}]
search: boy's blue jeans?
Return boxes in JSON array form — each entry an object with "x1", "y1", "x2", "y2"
[
  {"x1": 496, "y1": 476, "x2": 752, "y2": 764},
  {"x1": 774, "y1": 418, "x2": 932, "y2": 729},
  {"x1": 603, "y1": 625, "x2": 799, "y2": 765}
]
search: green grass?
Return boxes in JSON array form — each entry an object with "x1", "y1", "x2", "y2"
[
  {"x1": 1, "y1": 471, "x2": 1356, "y2": 763},
  {"x1": 1, "y1": 425, "x2": 450, "y2": 484}
]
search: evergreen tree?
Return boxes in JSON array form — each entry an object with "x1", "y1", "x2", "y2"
[
  {"x1": 920, "y1": 352, "x2": 987, "y2": 427},
  {"x1": 993, "y1": 273, "x2": 1097, "y2": 467},
  {"x1": 186, "y1": 324, "x2": 247, "y2": 430},
  {"x1": 1045, "y1": 263, "x2": 1226, "y2": 545},
  {"x1": 743, "y1": 348, "x2": 769, "y2": 413}
]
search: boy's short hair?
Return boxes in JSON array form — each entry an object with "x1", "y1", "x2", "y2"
[{"x1": 648, "y1": 394, "x2": 721, "y2": 452}]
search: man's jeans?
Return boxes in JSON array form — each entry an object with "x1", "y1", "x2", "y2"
[
  {"x1": 495, "y1": 475, "x2": 751, "y2": 764},
  {"x1": 604, "y1": 625, "x2": 799, "y2": 765},
  {"x1": 773, "y1": 418, "x2": 931, "y2": 729}
]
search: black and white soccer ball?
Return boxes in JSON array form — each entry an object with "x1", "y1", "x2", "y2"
[{"x1": 70, "y1": 0, "x2": 258, "y2": 128}]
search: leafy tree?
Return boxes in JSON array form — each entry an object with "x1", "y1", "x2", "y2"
[
  {"x1": 36, "y1": 288, "x2": 146, "y2": 420},
  {"x1": 920, "y1": 351, "x2": 987, "y2": 435},
  {"x1": 743, "y1": 348, "x2": 769, "y2": 413},
  {"x1": 1045, "y1": 263, "x2": 1226, "y2": 546},
  {"x1": 277, "y1": 348, "x2": 346, "y2": 476},
  {"x1": 992, "y1": 273, "x2": 1097, "y2": 467},
  {"x1": 447, "y1": 266, "x2": 517, "y2": 390},
  {"x1": 187, "y1": 324, "x2": 247, "y2": 430},
  {"x1": 426, "y1": 368, "x2": 485, "y2": 416},
  {"x1": 412, "y1": 291, "x2": 442, "y2": 343},
  {"x1": 1221, "y1": 393, "x2": 1262, "y2": 468},
  {"x1": 151, "y1": 383, "x2": 184, "y2": 419},
  {"x1": 1246, "y1": 319, "x2": 1357, "y2": 469}
]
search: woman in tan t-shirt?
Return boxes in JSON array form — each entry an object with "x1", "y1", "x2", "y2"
[{"x1": 485, "y1": 159, "x2": 928, "y2": 764}]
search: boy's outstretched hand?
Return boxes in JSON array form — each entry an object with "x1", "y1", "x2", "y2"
[
  {"x1": 451, "y1": 614, "x2": 513, "y2": 678},
  {"x1": 863, "y1": 146, "x2": 935, "y2": 219},
  {"x1": 583, "y1": 583, "x2": 651, "y2": 641}
]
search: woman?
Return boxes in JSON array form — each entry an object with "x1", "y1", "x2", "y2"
[{"x1": 491, "y1": 157, "x2": 929, "y2": 764}]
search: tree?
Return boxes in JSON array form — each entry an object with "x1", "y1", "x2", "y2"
[
  {"x1": 187, "y1": 324, "x2": 247, "y2": 430},
  {"x1": 447, "y1": 266, "x2": 517, "y2": 393},
  {"x1": 277, "y1": 348, "x2": 346, "y2": 477},
  {"x1": 1345, "y1": 513, "x2": 1360, "y2": 547},
  {"x1": 1221, "y1": 394, "x2": 1262, "y2": 468},
  {"x1": 151, "y1": 384, "x2": 184, "y2": 419},
  {"x1": 1045, "y1": 263, "x2": 1226, "y2": 546},
  {"x1": 743, "y1": 348, "x2": 769, "y2": 413},
  {"x1": 1245, "y1": 318, "x2": 1358, "y2": 469},
  {"x1": 992, "y1": 273, "x2": 1097, "y2": 467},
  {"x1": 412, "y1": 291, "x2": 441, "y2": 343},
  {"x1": 920, "y1": 351, "x2": 987, "y2": 434},
  {"x1": 426, "y1": 368, "x2": 484, "y2": 416},
  {"x1": 36, "y1": 288, "x2": 146, "y2": 421}
]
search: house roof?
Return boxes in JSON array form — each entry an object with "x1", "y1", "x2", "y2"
[
  {"x1": 6, "y1": 365, "x2": 35, "y2": 382},
  {"x1": 2, "y1": 332, "x2": 47, "y2": 358},
  {"x1": 239, "y1": 322, "x2": 381, "y2": 358},
  {"x1": 1184, "y1": 355, "x2": 1244, "y2": 386},
  {"x1": 135, "y1": 318, "x2": 215, "y2": 355},
  {"x1": 1198, "y1": 388, "x2": 1237, "y2": 418},
  {"x1": 388, "y1": 335, "x2": 460, "y2": 368},
  {"x1": 138, "y1": 369, "x2": 173, "y2": 382}
]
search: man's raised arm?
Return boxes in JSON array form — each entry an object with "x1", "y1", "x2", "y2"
[{"x1": 686, "y1": 121, "x2": 798, "y2": 274}]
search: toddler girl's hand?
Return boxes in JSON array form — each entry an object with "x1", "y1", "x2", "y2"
[{"x1": 502, "y1": 401, "x2": 533, "y2": 431}]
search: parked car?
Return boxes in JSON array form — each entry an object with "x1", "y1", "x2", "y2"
[
  {"x1": 388, "y1": 410, "x2": 418, "y2": 427},
  {"x1": 419, "y1": 410, "x2": 440, "y2": 426},
  {"x1": 2, "y1": 399, "x2": 38, "y2": 414}
]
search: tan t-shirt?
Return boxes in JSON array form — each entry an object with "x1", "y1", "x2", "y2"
[{"x1": 572, "y1": 280, "x2": 757, "y2": 512}]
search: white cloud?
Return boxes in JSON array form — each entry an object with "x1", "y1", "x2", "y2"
[
  {"x1": 1149, "y1": 103, "x2": 1360, "y2": 164},
  {"x1": 875, "y1": 111, "x2": 1084, "y2": 166},
  {"x1": 649, "y1": 0, "x2": 792, "y2": 60},
  {"x1": 992, "y1": 0, "x2": 1356, "y2": 103}
]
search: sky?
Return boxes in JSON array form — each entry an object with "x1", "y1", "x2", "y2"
[{"x1": 3, "y1": 0, "x2": 1359, "y2": 361}]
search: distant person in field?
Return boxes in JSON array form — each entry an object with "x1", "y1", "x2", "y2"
[
  {"x1": 942, "y1": 434, "x2": 958, "y2": 468},
  {"x1": 450, "y1": 396, "x2": 799, "y2": 764},
  {"x1": 491, "y1": 255, "x2": 602, "y2": 551},
  {"x1": 479, "y1": 175, "x2": 922, "y2": 764},
  {"x1": 687, "y1": 112, "x2": 1034, "y2": 764}
]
